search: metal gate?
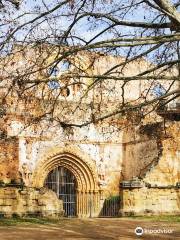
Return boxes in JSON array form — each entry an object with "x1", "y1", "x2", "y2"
[
  {"x1": 100, "y1": 195, "x2": 120, "y2": 217},
  {"x1": 45, "y1": 166, "x2": 120, "y2": 218},
  {"x1": 45, "y1": 166, "x2": 76, "y2": 217}
]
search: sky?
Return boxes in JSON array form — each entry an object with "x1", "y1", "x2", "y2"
[
  {"x1": 1, "y1": 0, "x2": 164, "y2": 43},
  {"x1": 0, "y1": 0, "x2": 177, "y2": 63}
]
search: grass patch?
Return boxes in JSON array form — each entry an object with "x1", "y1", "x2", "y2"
[
  {"x1": 0, "y1": 217, "x2": 60, "y2": 226},
  {"x1": 0, "y1": 215, "x2": 179, "y2": 226},
  {"x1": 126, "y1": 215, "x2": 180, "y2": 223}
]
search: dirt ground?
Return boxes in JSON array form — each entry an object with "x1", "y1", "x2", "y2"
[{"x1": 0, "y1": 218, "x2": 179, "y2": 240}]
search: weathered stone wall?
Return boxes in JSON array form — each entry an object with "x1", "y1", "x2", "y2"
[
  {"x1": 120, "y1": 121, "x2": 180, "y2": 216},
  {"x1": 121, "y1": 121, "x2": 163, "y2": 181},
  {"x1": 0, "y1": 187, "x2": 63, "y2": 218},
  {"x1": 0, "y1": 114, "x2": 179, "y2": 217},
  {"x1": 0, "y1": 137, "x2": 19, "y2": 184},
  {"x1": 0, "y1": 46, "x2": 179, "y2": 217},
  {"x1": 120, "y1": 187, "x2": 180, "y2": 216},
  {"x1": 144, "y1": 121, "x2": 180, "y2": 185},
  {"x1": 9, "y1": 120, "x2": 124, "y2": 195},
  {"x1": 121, "y1": 120, "x2": 179, "y2": 181}
]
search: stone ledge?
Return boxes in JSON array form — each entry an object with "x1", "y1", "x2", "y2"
[
  {"x1": 120, "y1": 180, "x2": 144, "y2": 189},
  {"x1": 120, "y1": 181, "x2": 180, "y2": 189}
]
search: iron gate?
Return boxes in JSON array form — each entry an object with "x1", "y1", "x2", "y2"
[
  {"x1": 45, "y1": 166, "x2": 76, "y2": 217},
  {"x1": 45, "y1": 166, "x2": 120, "y2": 218},
  {"x1": 100, "y1": 195, "x2": 120, "y2": 217}
]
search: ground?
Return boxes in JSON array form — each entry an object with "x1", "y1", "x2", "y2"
[{"x1": 0, "y1": 217, "x2": 179, "y2": 240}]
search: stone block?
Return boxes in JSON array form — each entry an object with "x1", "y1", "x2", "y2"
[{"x1": 0, "y1": 187, "x2": 63, "y2": 218}]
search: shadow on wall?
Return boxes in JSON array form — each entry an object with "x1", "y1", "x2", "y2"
[{"x1": 121, "y1": 121, "x2": 164, "y2": 181}]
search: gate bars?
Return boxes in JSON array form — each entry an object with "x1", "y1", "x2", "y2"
[{"x1": 45, "y1": 166, "x2": 120, "y2": 217}]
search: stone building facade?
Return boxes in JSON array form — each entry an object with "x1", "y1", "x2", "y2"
[{"x1": 0, "y1": 45, "x2": 179, "y2": 217}]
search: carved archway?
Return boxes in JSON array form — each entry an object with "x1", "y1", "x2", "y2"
[{"x1": 32, "y1": 146, "x2": 102, "y2": 217}]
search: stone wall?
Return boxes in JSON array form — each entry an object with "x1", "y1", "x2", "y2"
[
  {"x1": 0, "y1": 187, "x2": 63, "y2": 218},
  {"x1": 144, "y1": 121, "x2": 180, "y2": 185},
  {"x1": 0, "y1": 137, "x2": 19, "y2": 184},
  {"x1": 120, "y1": 121, "x2": 180, "y2": 216},
  {"x1": 120, "y1": 187, "x2": 180, "y2": 216},
  {"x1": 121, "y1": 121, "x2": 163, "y2": 181},
  {"x1": 0, "y1": 46, "x2": 179, "y2": 218}
]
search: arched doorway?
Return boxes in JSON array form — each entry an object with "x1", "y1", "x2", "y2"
[
  {"x1": 44, "y1": 166, "x2": 77, "y2": 217},
  {"x1": 33, "y1": 147, "x2": 102, "y2": 217}
]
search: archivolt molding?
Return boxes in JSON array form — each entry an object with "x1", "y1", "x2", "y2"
[{"x1": 32, "y1": 145, "x2": 99, "y2": 192}]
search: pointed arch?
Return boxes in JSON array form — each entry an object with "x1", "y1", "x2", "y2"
[
  {"x1": 32, "y1": 146, "x2": 101, "y2": 217},
  {"x1": 32, "y1": 145, "x2": 99, "y2": 191}
]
